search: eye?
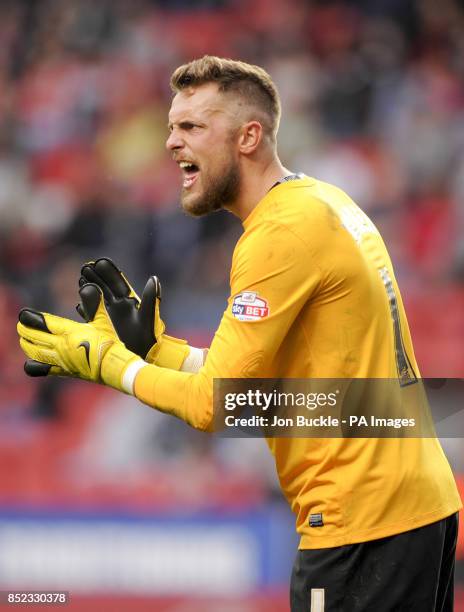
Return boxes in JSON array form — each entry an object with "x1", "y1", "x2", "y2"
[
  {"x1": 167, "y1": 122, "x2": 203, "y2": 134},
  {"x1": 180, "y1": 122, "x2": 196, "y2": 131}
]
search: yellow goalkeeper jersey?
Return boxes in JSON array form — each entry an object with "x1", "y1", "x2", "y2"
[{"x1": 135, "y1": 176, "x2": 461, "y2": 549}]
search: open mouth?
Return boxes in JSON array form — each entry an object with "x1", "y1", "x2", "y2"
[{"x1": 179, "y1": 161, "x2": 200, "y2": 189}]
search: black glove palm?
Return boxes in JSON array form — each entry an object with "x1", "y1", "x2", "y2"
[{"x1": 78, "y1": 258, "x2": 163, "y2": 360}]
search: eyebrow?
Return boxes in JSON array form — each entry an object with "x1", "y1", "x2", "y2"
[{"x1": 168, "y1": 104, "x2": 224, "y2": 126}]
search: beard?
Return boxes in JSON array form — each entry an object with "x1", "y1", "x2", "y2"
[{"x1": 181, "y1": 158, "x2": 241, "y2": 217}]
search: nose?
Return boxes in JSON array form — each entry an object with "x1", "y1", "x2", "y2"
[{"x1": 166, "y1": 129, "x2": 183, "y2": 152}]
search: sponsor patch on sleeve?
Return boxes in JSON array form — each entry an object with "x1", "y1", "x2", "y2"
[{"x1": 231, "y1": 292, "x2": 269, "y2": 321}]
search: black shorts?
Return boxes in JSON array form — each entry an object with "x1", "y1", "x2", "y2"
[{"x1": 290, "y1": 513, "x2": 458, "y2": 612}]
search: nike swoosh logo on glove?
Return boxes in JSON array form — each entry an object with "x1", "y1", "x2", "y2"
[{"x1": 78, "y1": 341, "x2": 91, "y2": 368}]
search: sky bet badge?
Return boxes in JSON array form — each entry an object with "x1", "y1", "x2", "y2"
[{"x1": 232, "y1": 292, "x2": 269, "y2": 321}]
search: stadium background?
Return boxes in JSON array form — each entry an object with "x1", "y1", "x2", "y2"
[{"x1": 1, "y1": 0, "x2": 464, "y2": 610}]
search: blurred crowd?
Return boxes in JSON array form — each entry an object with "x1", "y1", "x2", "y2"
[{"x1": 1, "y1": 0, "x2": 464, "y2": 508}]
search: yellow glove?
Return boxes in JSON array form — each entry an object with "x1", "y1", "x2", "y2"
[
  {"x1": 17, "y1": 284, "x2": 146, "y2": 394},
  {"x1": 78, "y1": 258, "x2": 189, "y2": 370}
]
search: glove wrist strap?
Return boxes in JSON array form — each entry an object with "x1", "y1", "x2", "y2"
[
  {"x1": 101, "y1": 344, "x2": 146, "y2": 393},
  {"x1": 146, "y1": 334, "x2": 189, "y2": 370}
]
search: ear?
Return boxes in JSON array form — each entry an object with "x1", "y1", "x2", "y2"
[{"x1": 238, "y1": 121, "x2": 263, "y2": 155}]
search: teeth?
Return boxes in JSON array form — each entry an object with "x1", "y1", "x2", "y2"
[{"x1": 179, "y1": 161, "x2": 195, "y2": 169}]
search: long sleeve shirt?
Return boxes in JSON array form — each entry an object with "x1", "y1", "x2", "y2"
[{"x1": 134, "y1": 176, "x2": 461, "y2": 548}]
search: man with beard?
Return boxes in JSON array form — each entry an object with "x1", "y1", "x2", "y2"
[{"x1": 18, "y1": 56, "x2": 461, "y2": 611}]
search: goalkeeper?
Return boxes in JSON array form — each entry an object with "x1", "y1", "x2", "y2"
[{"x1": 18, "y1": 56, "x2": 461, "y2": 611}]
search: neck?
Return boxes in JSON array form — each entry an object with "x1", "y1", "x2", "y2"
[{"x1": 225, "y1": 155, "x2": 291, "y2": 222}]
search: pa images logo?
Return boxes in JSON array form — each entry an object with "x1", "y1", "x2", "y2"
[{"x1": 231, "y1": 292, "x2": 269, "y2": 321}]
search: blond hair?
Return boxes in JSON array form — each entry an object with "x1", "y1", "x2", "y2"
[{"x1": 170, "y1": 56, "x2": 281, "y2": 142}]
